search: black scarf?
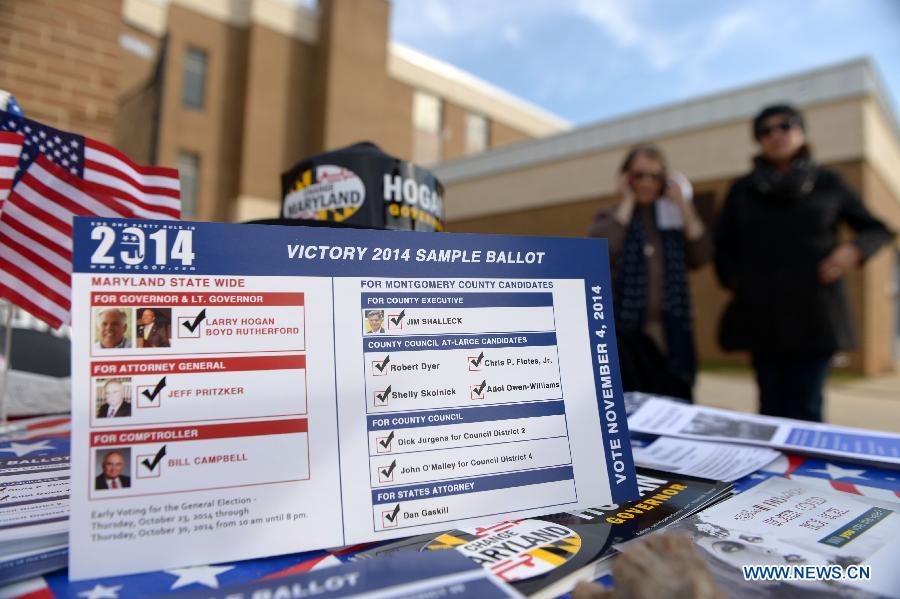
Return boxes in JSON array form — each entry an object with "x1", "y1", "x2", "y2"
[
  {"x1": 613, "y1": 209, "x2": 696, "y2": 385},
  {"x1": 750, "y1": 147, "x2": 817, "y2": 199}
]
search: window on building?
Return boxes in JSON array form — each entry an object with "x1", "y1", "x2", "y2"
[
  {"x1": 181, "y1": 47, "x2": 207, "y2": 109},
  {"x1": 412, "y1": 90, "x2": 442, "y2": 166},
  {"x1": 176, "y1": 151, "x2": 200, "y2": 218},
  {"x1": 465, "y1": 112, "x2": 489, "y2": 155}
]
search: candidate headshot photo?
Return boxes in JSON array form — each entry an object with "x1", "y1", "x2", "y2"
[
  {"x1": 135, "y1": 307, "x2": 171, "y2": 348},
  {"x1": 364, "y1": 309, "x2": 385, "y2": 334},
  {"x1": 95, "y1": 378, "x2": 132, "y2": 419},
  {"x1": 93, "y1": 307, "x2": 131, "y2": 350},
  {"x1": 95, "y1": 448, "x2": 131, "y2": 490}
]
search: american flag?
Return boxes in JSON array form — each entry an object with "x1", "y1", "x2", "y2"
[
  {"x1": 0, "y1": 131, "x2": 24, "y2": 204},
  {"x1": 0, "y1": 156, "x2": 135, "y2": 328},
  {"x1": 0, "y1": 110, "x2": 180, "y2": 220}
]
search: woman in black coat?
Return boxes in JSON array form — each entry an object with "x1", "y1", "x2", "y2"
[{"x1": 715, "y1": 104, "x2": 894, "y2": 422}]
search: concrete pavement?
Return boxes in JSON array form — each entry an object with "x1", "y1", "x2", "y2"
[{"x1": 695, "y1": 370, "x2": 900, "y2": 433}]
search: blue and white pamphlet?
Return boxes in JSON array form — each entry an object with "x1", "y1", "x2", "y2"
[
  {"x1": 67, "y1": 218, "x2": 638, "y2": 579},
  {"x1": 629, "y1": 397, "x2": 899, "y2": 468}
]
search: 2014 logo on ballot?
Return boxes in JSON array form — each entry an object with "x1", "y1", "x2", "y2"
[{"x1": 89, "y1": 222, "x2": 196, "y2": 271}]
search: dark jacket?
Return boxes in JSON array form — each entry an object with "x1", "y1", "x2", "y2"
[
  {"x1": 138, "y1": 323, "x2": 170, "y2": 348},
  {"x1": 715, "y1": 156, "x2": 894, "y2": 353},
  {"x1": 95, "y1": 474, "x2": 131, "y2": 490},
  {"x1": 97, "y1": 401, "x2": 132, "y2": 418}
]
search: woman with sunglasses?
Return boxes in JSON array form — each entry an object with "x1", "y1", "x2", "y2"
[
  {"x1": 589, "y1": 145, "x2": 711, "y2": 400},
  {"x1": 715, "y1": 104, "x2": 894, "y2": 422}
]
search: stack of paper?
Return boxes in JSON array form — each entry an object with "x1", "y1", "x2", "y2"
[
  {"x1": 627, "y1": 395, "x2": 899, "y2": 469},
  {"x1": 0, "y1": 416, "x2": 70, "y2": 585}
]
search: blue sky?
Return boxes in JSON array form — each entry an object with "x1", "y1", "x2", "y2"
[{"x1": 390, "y1": 0, "x2": 900, "y2": 126}]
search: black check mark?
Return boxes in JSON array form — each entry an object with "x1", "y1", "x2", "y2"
[
  {"x1": 142, "y1": 376, "x2": 167, "y2": 402},
  {"x1": 470, "y1": 352, "x2": 484, "y2": 367},
  {"x1": 182, "y1": 309, "x2": 206, "y2": 333},
  {"x1": 379, "y1": 431, "x2": 395, "y2": 449},
  {"x1": 380, "y1": 460, "x2": 397, "y2": 478},
  {"x1": 376, "y1": 386, "x2": 392, "y2": 403},
  {"x1": 375, "y1": 355, "x2": 390, "y2": 372},
  {"x1": 385, "y1": 504, "x2": 401, "y2": 523},
  {"x1": 142, "y1": 445, "x2": 167, "y2": 472},
  {"x1": 474, "y1": 380, "x2": 487, "y2": 395},
  {"x1": 390, "y1": 310, "x2": 406, "y2": 326}
]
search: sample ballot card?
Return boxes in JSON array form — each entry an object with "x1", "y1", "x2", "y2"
[{"x1": 69, "y1": 218, "x2": 638, "y2": 579}]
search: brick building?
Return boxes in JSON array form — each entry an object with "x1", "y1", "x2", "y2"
[
  {"x1": 0, "y1": 0, "x2": 568, "y2": 222},
  {"x1": 0, "y1": 0, "x2": 122, "y2": 143}
]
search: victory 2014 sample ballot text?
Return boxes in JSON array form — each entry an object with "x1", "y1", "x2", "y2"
[{"x1": 69, "y1": 218, "x2": 638, "y2": 579}]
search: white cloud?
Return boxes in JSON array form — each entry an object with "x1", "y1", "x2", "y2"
[
  {"x1": 419, "y1": 0, "x2": 457, "y2": 35},
  {"x1": 570, "y1": 0, "x2": 680, "y2": 70},
  {"x1": 573, "y1": 0, "x2": 640, "y2": 47},
  {"x1": 571, "y1": 0, "x2": 757, "y2": 72},
  {"x1": 502, "y1": 24, "x2": 522, "y2": 46},
  {"x1": 678, "y1": 9, "x2": 760, "y2": 91},
  {"x1": 389, "y1": 0, "x2": 772, "y2": 121}
]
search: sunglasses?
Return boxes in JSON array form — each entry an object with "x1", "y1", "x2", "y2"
[
  {"x1": 757, "y1": 120, "x2": 796, "y2": 138},
  {"x1": 630, "y1": 171, "x2": 665, "y2": 183}
]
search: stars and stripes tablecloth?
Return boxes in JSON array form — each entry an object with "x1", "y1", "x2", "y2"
[{"x1": 0, "y1": 419, "x2": 896, "y2": 599}]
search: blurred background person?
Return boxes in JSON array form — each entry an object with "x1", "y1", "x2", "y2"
[
  {"x1": 590, "y1": 146, "x2": 711, "y2": 400},
  {"x1": 715, "y1": 104, "x2": 894, "y2": 422}
]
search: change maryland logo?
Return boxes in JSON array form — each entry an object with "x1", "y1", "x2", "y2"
[
  {"x1": 419, "y1": 520, "x2": 581, "y2": 582},
  {"x1": 283, "y1": 164, "x2": 365, "y2": 222}
]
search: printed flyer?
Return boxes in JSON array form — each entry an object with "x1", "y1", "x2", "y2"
[
  {"x1": 638, "y1": 477, "x2": 900, "y2": 598},
  {"x1": 68, "y1": 217, "x2": 638, "y2": 579},
  {"x1": 629, "y1": 397, "x2": 900, "y2": 468},
  {"x1": 632, "y1": 437, "x2": 781, "y2": 481}
]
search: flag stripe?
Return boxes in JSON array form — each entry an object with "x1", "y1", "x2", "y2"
[
  {"x1": 0, "y1": 131, "x2": 23, "y2": 202},
  {"x1": 85, "y1": 174, "x2": 181, "y2": 218},
  {"x1": 0, "y1": 278, "x2": 67, "y2": 329},
  {"x1": 86, "y1": 140, "x2": 181, "y2": 184},
  {"x1": 85, "y1": 160, "x2": 181, "y2": 198},
  {"x1": 0, "y1": 157, "x2": 133, "y2": 328},
  {"x1": 0, "y1": 252, "x2": 69, "y2": 308},
  {"x1": 0, "y1": 209, "x2": 72, "y2": 271},
  {"x1": 0, "y1": 227, "x2": 70, "y2": 288},
  {"x1": 4, "y1": 186, "x2": 74, "y2": 248},
  {"x1": 0, "y1": 223, "x2": 70, "y2": 284},
  {"x1": 27, "y1": 160, "x2": 133, "y2": 218}
]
